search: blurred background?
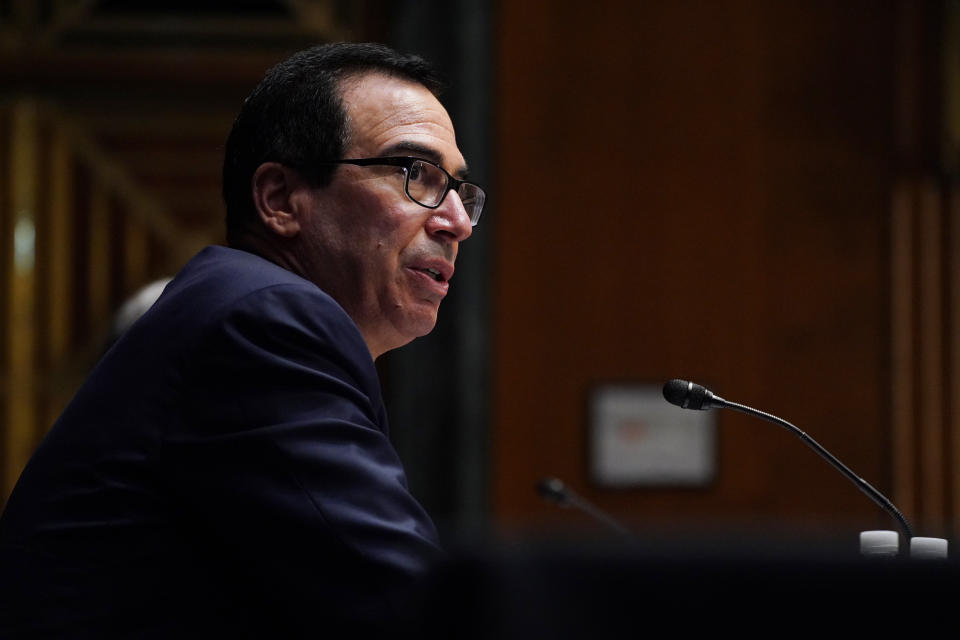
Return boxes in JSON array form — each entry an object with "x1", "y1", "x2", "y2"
[{"x1": 1, "y1": 0, "x2": 959, "y2": 549}]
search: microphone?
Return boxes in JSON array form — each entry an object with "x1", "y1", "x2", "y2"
[
  {"x1": 536, "y1": 477, "x2": 631, "y2": 537},
  {"x1": 662, "y1": 378, "x2": 725, "y2": 410},
  {"x1": 662, "y1": 379, "x2": 914, "y2": 541}
]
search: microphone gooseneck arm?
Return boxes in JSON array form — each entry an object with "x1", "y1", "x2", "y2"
[
  {"x1": 663, "y1": 379, "x2": 914, "y2": 541},
  {"x1": 536, "y1": 477, "x2": 632, "y2": 538},
  {"x1": 720, "y1": 398, "x2": 913, "y2": 540}
]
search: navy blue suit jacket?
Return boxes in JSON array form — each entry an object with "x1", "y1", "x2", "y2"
[{"x1": 0, "y1": 246, "x2": 442, "y2": 637}]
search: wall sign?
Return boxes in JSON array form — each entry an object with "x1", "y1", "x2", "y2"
[{"x1": 589, "y1": 384, "x2": 716, "y2": 487}]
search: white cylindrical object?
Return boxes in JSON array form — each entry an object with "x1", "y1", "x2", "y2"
[
  {"x1": 910, "y1": 537, "x2": 948, "y2": 559},
  {"x1": 860, "y1": 530, "x2": 899, "y2": 557}
]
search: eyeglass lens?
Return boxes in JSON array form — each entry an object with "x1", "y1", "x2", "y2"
[{"x1": 405, "y1": 160, "x2": 485, "y2": 225}]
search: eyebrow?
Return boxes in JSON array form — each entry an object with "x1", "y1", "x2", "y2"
[{"x1": 379, "y1": 141, "x2": 470, "y2": 179}]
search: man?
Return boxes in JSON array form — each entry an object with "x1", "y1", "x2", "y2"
[{"x1": 0, "y1": 42, "x2": 484, "y2": 636}]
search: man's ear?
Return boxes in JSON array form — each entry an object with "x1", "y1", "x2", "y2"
[{"x1": 251, "y1": 162, "x2": 305, "y2": 237}]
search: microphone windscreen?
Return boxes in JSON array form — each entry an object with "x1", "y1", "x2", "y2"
[
  {"x1": 662, "y1": 379, "x2": 715, "y2": 410},
  {"x1": 536, "y1": 477, "x2": 567, "y2": 504},
  {"x1": 662, "y1": 379, "x2": 694, "y2": 407}
]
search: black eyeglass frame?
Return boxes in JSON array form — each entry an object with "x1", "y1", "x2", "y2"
[{"x1": 318, "y1": 156, "x2": 484, "y2": 225}]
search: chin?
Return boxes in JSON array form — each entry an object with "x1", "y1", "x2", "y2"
[
  {"x1": 380, "y1": 299, "x2": 443, "y2": 348},
  {"x1": 400, "y1": 310, "x2": 440, "y2": 340}
]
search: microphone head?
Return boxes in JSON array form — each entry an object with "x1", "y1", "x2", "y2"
[
  {"x1": 662, "y1": 379, "x2": 719, "y2": 410},
  {"x1": 536, "y1": 477, "x2": 569, "y2": 504},
  {"x1": 662, "y1": 379, "x2": 693, "y2": 407}
]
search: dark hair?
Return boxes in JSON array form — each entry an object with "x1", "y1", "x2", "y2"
[{"x1": 222, "y1": 42, "x2": 445, "y2": 243}]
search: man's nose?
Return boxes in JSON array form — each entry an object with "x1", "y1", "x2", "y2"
[{"x1": 426, "y1": 190, "x2": 473, "y2": 242}]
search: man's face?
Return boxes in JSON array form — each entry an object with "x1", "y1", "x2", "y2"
[{"x1": 296, "y1": 72, "x2": 473, "y2": 359}]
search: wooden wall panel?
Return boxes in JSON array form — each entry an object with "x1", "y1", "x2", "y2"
[
  {"x1": 0, "y1": 100, "x2": 221, "y2": 504},
  {"x1": 3, "y1": 101, "x2": 39, "y2": 495},
  {"x1": 493, "y1": 1, "x2": 902, "y2": 538}
]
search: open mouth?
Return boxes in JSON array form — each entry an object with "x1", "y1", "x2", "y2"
[
  {"x1": 418, "y1": 267, "x2": 444, "y2": 282},
  {"x1": 408, "y1": 260, "x2": 452, "y2": 285}
]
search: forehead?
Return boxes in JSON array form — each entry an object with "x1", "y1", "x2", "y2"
[{"x1": 339, "y1": 72, "x2": 465, "y2": 173}]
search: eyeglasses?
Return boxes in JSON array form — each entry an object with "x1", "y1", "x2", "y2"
[{"x1": 320, "y1": 156, "x2": 485, "y2": 226}]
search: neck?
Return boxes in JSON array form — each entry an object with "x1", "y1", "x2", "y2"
[
  {"x1": 231, "y1": 230, "x2": 392, "y2": 363},
  {"x1": 231, "y1": 231, "x2": 305, "y2": 278}
]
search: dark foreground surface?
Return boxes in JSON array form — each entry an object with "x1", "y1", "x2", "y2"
[{"x1": 414, "y1": 535, "x2": 956, "y2": 638}]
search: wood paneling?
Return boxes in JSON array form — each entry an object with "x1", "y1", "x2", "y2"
[
  {"x1": 493, "y1": 1, "x2": 908, "y2": 538},
  {"x1": 0, "y1": 100, "x2": 215, "y2": 501},
  {"x1": 3, "y1": 101, "x2": 39, "y2": 495}
]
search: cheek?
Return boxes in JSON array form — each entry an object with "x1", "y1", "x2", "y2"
[
  {"x1": 326, "y1": 181, "x2": 427, "y2": 261},
  {"x1": 368, "y1": 208, "x2": 425, "y2": 253}
]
